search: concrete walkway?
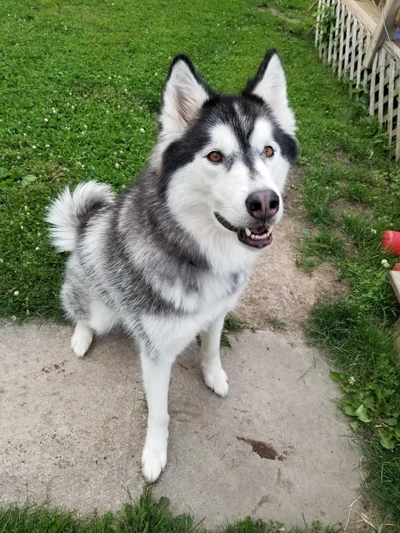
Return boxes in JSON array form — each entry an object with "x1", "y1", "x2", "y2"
[{"x1": 0, "y1": 321, "x2": 361, "y2": 529}]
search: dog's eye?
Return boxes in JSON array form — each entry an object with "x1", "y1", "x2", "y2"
[
  {"x1": 207, "y1": 151, "x2": 223, "y2": 163},
  {"x1": 264, "y1": 146, "x2": 274, "y2": 158}
]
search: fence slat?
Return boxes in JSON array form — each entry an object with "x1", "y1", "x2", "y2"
[
  {"x1": 397, "y1": 84, "x2": 400, "y2": 158},
  {"x1": 378, "y1": 48, "x2": 386, "y2": 126},
  {"x1": 338, "y1": 4, "x2": 346, "y2": 77}
]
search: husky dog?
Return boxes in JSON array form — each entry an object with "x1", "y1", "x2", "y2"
[{"x1": 46, "y1": 49, "x2": 297, "y2": 482}]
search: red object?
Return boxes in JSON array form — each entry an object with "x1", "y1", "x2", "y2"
[
  {"x1": 381, "y1": 231, "x2": 400, "y2": 255},
  {"x1": 393, "y1": 264, "x2": 400, "y2": 271}
]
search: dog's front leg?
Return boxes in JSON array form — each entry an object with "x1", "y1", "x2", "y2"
[
  {"x1": 140, "y1": 352, "x2": 172, "y2": 482},
  {"x1": 200, "y1": 313, "x2": 229, "y2": 397}
]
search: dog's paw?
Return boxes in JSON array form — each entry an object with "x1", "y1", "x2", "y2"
[
  {"x1": 202, "y1": 364, "x2": 229, "y2": 397},
  {"x1": 71, "y1": 323, "x2": 93, "y2": 358},
  {"x1": 141, "y1": 442, "x2": 167, "y2": 483}
]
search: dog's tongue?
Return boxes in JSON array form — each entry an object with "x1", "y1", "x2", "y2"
[{"x1": 251, "y1": 226, "x2": 267, "y2": 235}]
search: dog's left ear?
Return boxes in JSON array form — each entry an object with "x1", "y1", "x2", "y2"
[
  {"x1": 159, "y1": 55, "x2": 213, "y2": 140},
  {"x1": 244, "y1": 49, "x2": 296, "y2": 135}
]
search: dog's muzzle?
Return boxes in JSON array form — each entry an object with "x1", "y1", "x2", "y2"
[{"x1": 214, "y1": 213, "x2": 273, "y2": 249}]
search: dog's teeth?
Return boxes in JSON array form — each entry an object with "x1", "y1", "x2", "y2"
[{"x1": 244, "y1": 228, "x2": 251, "y2": 237}]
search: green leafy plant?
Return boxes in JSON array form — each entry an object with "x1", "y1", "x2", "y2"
[
  {"x1": 315, "y1": 4, "x2": 336, "y2": 45},
  {"x1": 330, "y1": 367, "x2": 400, "y2": 450}
]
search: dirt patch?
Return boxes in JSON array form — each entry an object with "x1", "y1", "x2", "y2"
[
  {"x1": 332, "y1": 197, "x2": 374, "y2": 219},
  {"x1": 258, "y1": 6, "x2": 301, "y2": 24},
  {"x1": 236, "y1": 169, "x2": 348, "y2": 338}
]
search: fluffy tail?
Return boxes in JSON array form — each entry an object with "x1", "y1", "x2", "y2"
[{"x1": 46, "y1": 181, "x2": 115, "y2": 252}]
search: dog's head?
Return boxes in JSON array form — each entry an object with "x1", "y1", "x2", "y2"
[{"x1": 154, "y1": 50, "x2": 298, "y2": 250}]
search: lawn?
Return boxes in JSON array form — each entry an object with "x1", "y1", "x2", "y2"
[
  {"x1": 1, "y1": 0, "x2": 400, "y2": 530},
  {"x1": 0, "y1": 496, "x2": 342, "y2": 533}
]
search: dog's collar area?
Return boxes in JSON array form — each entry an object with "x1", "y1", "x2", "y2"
[{"x1": 214, "y1": 212, "x2": 273, "y2": 249}]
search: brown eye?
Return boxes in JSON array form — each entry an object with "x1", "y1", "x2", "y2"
[
  {"x1": 264, "y1": 146, "x2": 274, "y2": 158},
  {"x1": 207, "y1": 151, "x2": 223, "y2": 163}
]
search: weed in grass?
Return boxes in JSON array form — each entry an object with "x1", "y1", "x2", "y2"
[
  {"x1": 222, "y1": 313, "x2": 255, "y2": 347},
  {"x1": 265, "y1": 314, "x2": 286, "y2": 330}
]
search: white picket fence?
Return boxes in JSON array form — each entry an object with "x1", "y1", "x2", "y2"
[{"x1": 315, "y1": 0, "x2": 400, "y2": 159}]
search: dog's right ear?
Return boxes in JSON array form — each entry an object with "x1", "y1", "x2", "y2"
[{"x1": 159, "y1": 55, "x2": 213, "y2": 141}]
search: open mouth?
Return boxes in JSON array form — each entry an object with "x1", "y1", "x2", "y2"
[{"x1": 215, "y1": 213, "x2": 273, "y2": 249}]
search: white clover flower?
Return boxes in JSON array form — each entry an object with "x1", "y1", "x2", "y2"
[
  {"x1": 140, "y1": 127, "x2": 145, "y2": 133},
  {"x1": 13, "y1": 291, "x2": 19, "y2": 296},
  {"x1": 11, "y1": 316, "x2": 17, "y2": 321},
  {"x1": 370, "y1": 228, "x2": 377, "y2": 234},
  {"x1": 0, "y1": 258, "x2": 3, "y2": 263},
  {"x1": 35, "y1": 247, "x2": 40, "y2": 251},
  {"x1": 381, "y1": 259, "x2": 390, "y2": 268},
  {"x1": 348, "y1": 376, "x2": 356, "y2": 385},
  {"x1": 44, "y1": 118, "x2": 48, "y2": 122},
  {"x1": 32, "y1": 145, "x2": 36, "y2": 149},
  {"x1": 115, "y1": 163, "x2": 120, "y2": 169},
  {"x1": 26, "y1": 309, "x2": 30, "y2": 315}
]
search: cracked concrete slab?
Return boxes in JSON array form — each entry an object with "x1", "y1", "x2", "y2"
[{"x1": 0, "y1": 322, "x2": 360, "y2": 528}]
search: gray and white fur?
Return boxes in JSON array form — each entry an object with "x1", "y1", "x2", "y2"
[{"x1": 46, "y1": 49, "x2": 298, "y2": 482}]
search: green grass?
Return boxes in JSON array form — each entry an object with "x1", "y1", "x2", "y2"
[
  {"x1": 1, "y1": 0, "x2": 400, "y2": 529},
  {"x1": 0, "y1": 496, "x2": 341, "y2": 533}
]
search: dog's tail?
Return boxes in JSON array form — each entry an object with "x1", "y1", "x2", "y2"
[{"x1": 46, "y1": 181, "x2": 115, "y2": 252}]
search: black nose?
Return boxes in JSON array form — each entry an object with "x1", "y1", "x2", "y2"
[{"x1": 245, "y1": 190, "x2": 280, "y2": 220}]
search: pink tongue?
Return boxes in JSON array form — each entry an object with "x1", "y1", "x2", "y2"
[{"x1": 251, "y1": 226, "x2": 266, "y2": 235}]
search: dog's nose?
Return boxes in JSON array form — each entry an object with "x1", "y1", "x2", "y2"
[{"x1": 245, "y1": 190, "x2": 280, "y2": 220}]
